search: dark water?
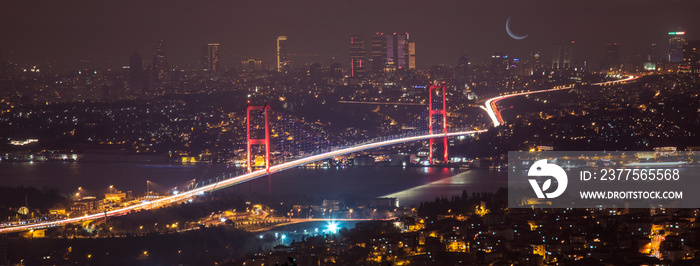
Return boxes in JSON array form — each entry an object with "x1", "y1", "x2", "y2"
[{"x1": 0, "y1": 163, "x2": 507, "y2": 206}]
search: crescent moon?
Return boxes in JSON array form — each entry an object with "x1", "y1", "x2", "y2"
[{"x1": 506, "y1": 17, "x2": 528, "y2": 40}]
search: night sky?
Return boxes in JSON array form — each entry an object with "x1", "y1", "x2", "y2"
[{"x1": 2, "y1": 0, "x2": 699, "y2": 70}]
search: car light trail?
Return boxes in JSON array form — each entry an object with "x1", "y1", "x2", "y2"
[
  {"x1": 483, "y1": 75, "x2": 638, "y2": 127},
  {"x1": 0, "y1": 129, "x2": 485, "y2": 234}
]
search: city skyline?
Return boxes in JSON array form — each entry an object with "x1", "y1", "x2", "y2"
[
  {"x1": 2, "y1": 1, "x2": 700, "y2": 264},
  {"x1": 2, "y1": 1, "x2": 700, "y2": 70}
]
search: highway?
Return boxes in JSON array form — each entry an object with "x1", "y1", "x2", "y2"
[{"x1": 481, "y1": 75, "x2": 639, "y2": 127}]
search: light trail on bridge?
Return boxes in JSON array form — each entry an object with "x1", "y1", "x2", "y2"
[
  {"x1": 338, "y1": 100, "x2": 427, "y2": 106},
  {"x1": 0, "y1": 129, "x2": 485, "y2": 234}
]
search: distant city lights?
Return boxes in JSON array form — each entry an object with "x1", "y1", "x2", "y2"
[{"x1": 9, "y1": 139, "x2": 38, "y2": 146}]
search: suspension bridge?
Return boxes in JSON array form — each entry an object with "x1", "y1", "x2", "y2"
[{"x1": 0, "y1": 76, "x2": 638, "y2": 234}]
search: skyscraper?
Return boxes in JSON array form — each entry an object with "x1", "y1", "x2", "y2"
[
  {"x1": 385, "y1": 34, "x2": 396, "y2": 72},
  {"x1": 455, "y1": 55, "x2": 470, "y2": 83},
  {"x1": 241, "y1": 58, "x2": 262, "y2": 72},
  {"x1": 370, "y1": 33, "x2": 386, "y2": 74},
  {"x1": 201, "y1": 46, "x2": 208, "y2": 71},
  {"x1": 202, "y1": 43, "x2": 220, "y2": 73},
  {"x1": 128, "y1": 52, "x2": 143, "y2": 89},
  {"x1": 681, "y1": 40, "x2": 700, "y2": 74},
  {"x1": 491, "y1": 53, "x2": 509, "y2": 79},
  {"x1": 349, "y1": 35, "x2": 365, "y2": 77},
  {"x1": 529, "y1": 51, "x2": 542, "y2": 75},
  {"x1": 330, "y1": 63, "x2": 343, "y2": 80},
  {"x1": 277, "y1": 36, "x2": 289, "y2": 72},
  {"x1": 408, "y1": 42, "x2": 416, "y2": 70},
  {"x1": 647, "y1": 43, "x2": 660, "y2": 62},
  {"x1": 152, "y1": 40, "x2": 169, "y2": 81},
  {"x1": 668, "y1": 31, "x2": 686, "y2": 63},
  {"x1": 386, "y1": 33, "x2": 409, "y2": 71},
  {"x1": 509, "y1": 58, "x2": 523, "y2": 77},
  {"x1": 309, "y1": 63, "x2": 322, "y2": 83},
  {"x1": 552, "y1": 45, "x2": 572, "y2": 70},
  {"x1": 605, "y1": 43, "x2": 621, "y2": 70}
]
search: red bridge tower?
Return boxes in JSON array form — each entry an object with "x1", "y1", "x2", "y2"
[
  {"x1": 428, "y1": 84, "x2": 449, "y2": 164},
  {"x1": 246, "y1": 105, "x2": 272, "y2": 174}
]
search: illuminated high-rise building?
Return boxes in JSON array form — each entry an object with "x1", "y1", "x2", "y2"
[
  {"x1": 277, "y1": 36, "x2": 290, "y2": 72},
  {"x1": 152, "y1": 40, "x2": 169, "y2": 81},
  {"x1": 202, "y1": 43, "x2": 220, "y2": 73},
  {"x1": 681, "y1": 40, "x2": 700, "y2": 74},
  {"x1": 385, "y1": 34, "x2": 396, "y2": 71},
  {"x1": 408, "y1": 42, "x2": 416, "y2": 70},
  {"x1": 370, "y1": 33, "x2": 386, "y2": 73},
  {"x1": 386, "y1": 32, "x2": 410, "y2": 71},
  {"x1": 552, "y1": 45, "x2": 572, "y2": 69},
  {"x1": 241, "y1": 58, "x2": 262, "y2": 72},
  {"x1": 363, "y1": 32, "x2": 413, "y2": 73},
  {"x1": 509, "y1": 58, "x2": 523, "y2": 77},
  {"x1": 668, "y1": 31, "x2": 686, "y2": 63},
  {"x1": 349, "y1": 35, "x2": 365, "y2": 77},
  {"x1": 529, "y1": 51, "x2": 542, "y2": 75}
]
